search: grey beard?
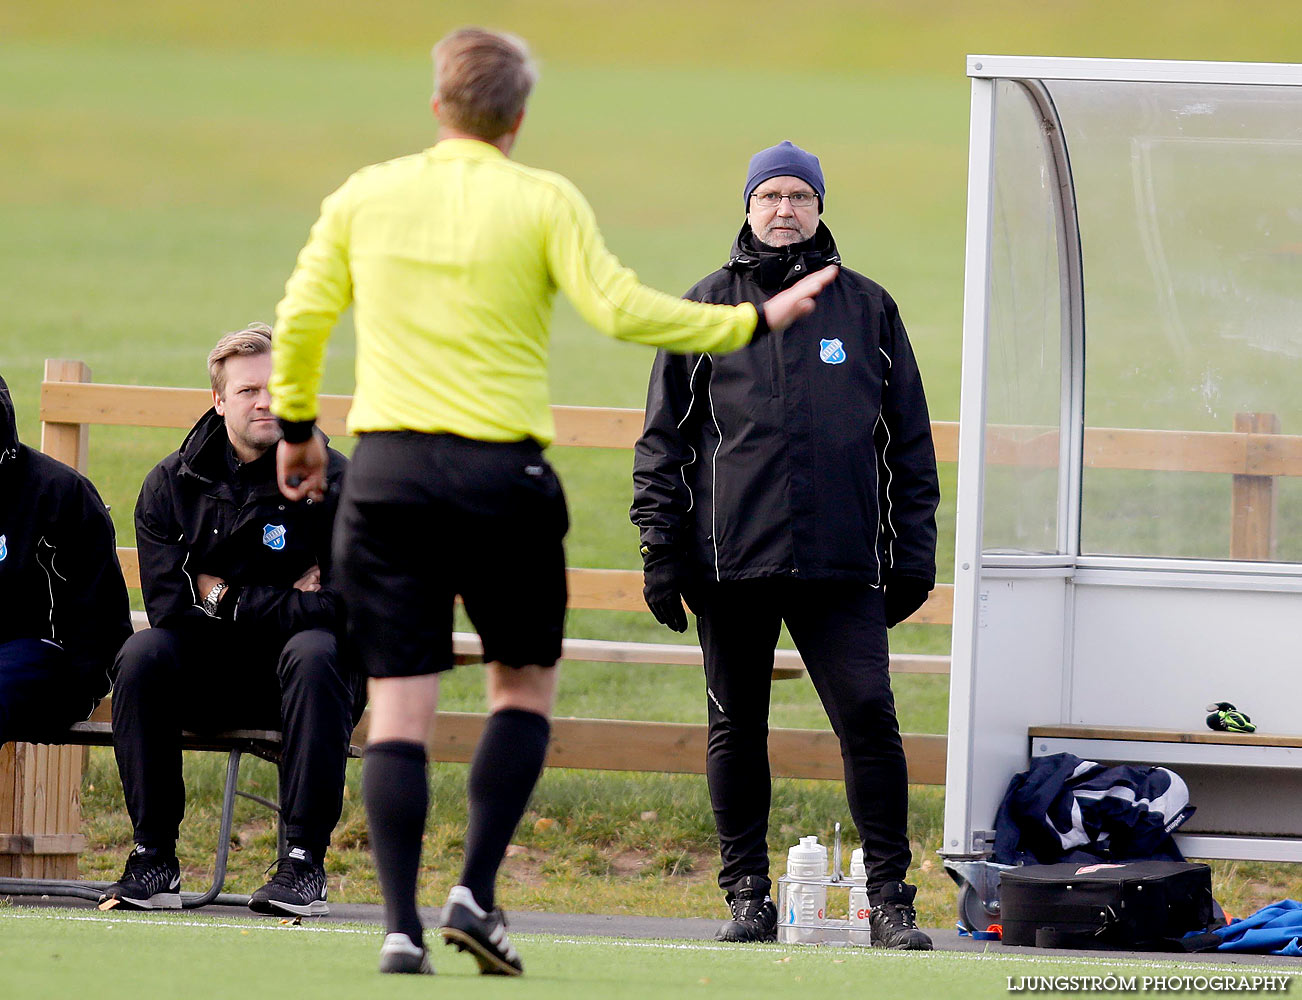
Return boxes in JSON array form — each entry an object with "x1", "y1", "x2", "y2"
[{"x1": 757, "y1": 222, "x2": 812, "y2": 246}]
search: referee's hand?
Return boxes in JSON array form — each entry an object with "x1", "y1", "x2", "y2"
[
  {"x1": 277, "y1": 436, "x2": 327, "y2": 503},
  {"x1": 763, "y1": 265, "x2": 839, "y2": 333}
]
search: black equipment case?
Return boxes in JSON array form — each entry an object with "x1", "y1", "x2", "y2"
[{"x1": 999, "y1": 861, "x2": 1214, "y2": 949}]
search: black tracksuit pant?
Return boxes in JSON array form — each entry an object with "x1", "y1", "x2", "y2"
[
  {"x1": 694, "y1": 579, "x2": 912, "y2": 896},
  {"x1": 111, "y1": 626, "x2": 359, "y2": 858},
  {"x1": 0, "y1": 638, "x2": 104, "y2": 744}
]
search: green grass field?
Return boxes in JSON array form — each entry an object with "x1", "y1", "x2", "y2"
[
  {"x1": 3, "y1": 908, "x2": 1293, "y2": 1000},
  {"x1": 5, "y1": 0, "x2": 1302, "y2": 939}
]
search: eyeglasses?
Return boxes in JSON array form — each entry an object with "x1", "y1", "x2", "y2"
[{"x1": 750, "y1": 191, "x2": 818, "y2": 208}]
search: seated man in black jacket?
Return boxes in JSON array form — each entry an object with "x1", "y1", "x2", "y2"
[
  {"x1": 102, "y1": 324, "x2": 360, "y2": 916},
  {"x1": 631, "y1": 142, "x2": 940, "y2": 949},
  {"x1": 0, "y1": 374, "x2": 132, "y2": 744}
]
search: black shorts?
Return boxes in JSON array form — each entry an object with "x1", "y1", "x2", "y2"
[{"x1": 334, "y1": 432, "x2": 569, "y2": 677}]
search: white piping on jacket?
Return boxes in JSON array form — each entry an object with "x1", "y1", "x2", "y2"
[
  {"x1": 875, "y1": 346, "x2": 898, "y2": 580},
  {"x1": 677, "y1": 355, "x2": 709, "y2": 516},
  {"x1": 706, "y1": 355, "x2": 724, "y2": 582},
  {"x1": 180, "y1": 544, "x2": 203, "y2": 612},
  {"x1": 36, "y1": 537, "x2": 59, "y2": 642}
]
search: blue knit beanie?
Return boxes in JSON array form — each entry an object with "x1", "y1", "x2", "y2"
[{"x1": 743, "y1": 140, "x2": 825, "y2": 211}]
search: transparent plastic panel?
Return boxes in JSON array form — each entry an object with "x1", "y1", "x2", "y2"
[
  {"x1": 1049, "y1": 79, "x2": 1302, "y2": 561},
  {"x1": 981, "y1": 80, "x2": 1063, "y2": 555}
]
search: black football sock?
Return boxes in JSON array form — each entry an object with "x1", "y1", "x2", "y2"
[
  {"x1": 457, "y1": 708, "x2": 550, "y2": 911},
  {"x1": 363, "y1": 740, "x2": 429, "y2": 946},
  {"x1": 135, "y1": 841, "x2": 177, "y2": 860},
  {"x1": 286, "y1": 839, "x2": 327, "y2": 863}
]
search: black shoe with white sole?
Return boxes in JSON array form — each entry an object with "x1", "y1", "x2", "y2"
[
  {"x1": 248, "y1": 846, "x2": 329, "y2": 917},
  {"x1": 438, "y1": 885, "x2": 523, "y2": 976},
  {"x1": 99, "y1": 844, "x2": 182, "y2": 910},
  {"x1": 378, "y1": 932, "x2": 434, "y2": 974}
]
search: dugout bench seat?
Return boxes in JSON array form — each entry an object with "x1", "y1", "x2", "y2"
[
  {"x1": 1030, "y1": 724, "x2": 1302, "y2": 862},
  {"x1": 951, "y1": 723, "x2": 1302, "y2": 932},
  {"x1": 0, "y1": 697, "x2": 364, "y2": 909}
]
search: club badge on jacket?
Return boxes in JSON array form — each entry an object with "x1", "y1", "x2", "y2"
[{"x1": 819, "y1": 339, "x2": 846, "y2": 365}]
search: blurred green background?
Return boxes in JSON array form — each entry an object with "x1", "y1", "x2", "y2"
[
  {"x1": 5, "y1": 0, "x2": 1300, "y2": 542},
  {"x1": 5, "y1": 0, "x2": 1301, "y2": 922}
]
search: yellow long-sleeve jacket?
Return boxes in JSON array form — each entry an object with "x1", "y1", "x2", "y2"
[{"x1": 270, "y1": 138, "x2": 759, "y2": 445}]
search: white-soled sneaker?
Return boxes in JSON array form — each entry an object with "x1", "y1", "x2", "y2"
[
  {"x1": 99, "y1": 845, "x2": 181, "y2": 910},
  {"x1": 378, "y1": 932, "x2": 434, "y2": 975},
  {"x1": 438, "y1": 884, "x2": 523, "y2": 976},
  {"x1": 248, "y1": 846, "x2": 329, "y2": 917}
]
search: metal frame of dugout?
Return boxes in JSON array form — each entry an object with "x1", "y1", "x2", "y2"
[{"x1": 942, "y1": 55, "x2": 1302, "y2": 930}]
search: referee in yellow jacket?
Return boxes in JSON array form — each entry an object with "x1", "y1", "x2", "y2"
[{"x1": 269, "y1": 27, "x2": 836, "y2": 978}]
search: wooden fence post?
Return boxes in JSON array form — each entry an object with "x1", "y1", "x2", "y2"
[
  {"x1": 1230, "y1": 411, "x2": 1280, "y2": 562},
  {"x1": 0, "y1": 360, "x2": 93, "y2": 878}
]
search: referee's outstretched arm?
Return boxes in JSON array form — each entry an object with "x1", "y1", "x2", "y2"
[{"x1": 263, "y1": 26, "x2": 839, "y2": 979}]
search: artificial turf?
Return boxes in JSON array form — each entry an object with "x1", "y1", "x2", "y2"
[{"x1": 3, "y1": 906, "x2": 1292, "y2": 1000}]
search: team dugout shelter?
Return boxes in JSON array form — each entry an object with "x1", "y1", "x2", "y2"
[{"x1": 943, "y1": 55, "x2": 1302, "y2": 908}]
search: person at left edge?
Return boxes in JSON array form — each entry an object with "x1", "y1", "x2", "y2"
[
  {"x1": 0, "y1": 373, "x2": 132, "y2": 746},
  {"x1": 101, "y1": 324, "x2": 362, "y2": 916}
]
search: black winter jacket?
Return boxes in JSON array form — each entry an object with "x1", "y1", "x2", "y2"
[
  {"x1": 134, "y1": 408, "x2": 347, "y2": 644},
  {"x1": 631, "y1": 223, "x2": 939, "y2": 585},
  {"x1": 0, "y1": 374, "x2": 132, "y2": 699}
]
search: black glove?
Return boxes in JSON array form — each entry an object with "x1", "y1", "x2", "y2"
[
  {"x1": 641, "y1": 544, "x2": 691, "y2": 633},
  {"x1": 884, "y1": 574, "x2": 932, "y2": 629}
]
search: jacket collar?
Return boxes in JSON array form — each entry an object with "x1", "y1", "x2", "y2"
[
  {"x1": 725, "y1": 221, "x2": 841, "y2": 292},
  {"x1": 176, "y1": 408, "x2": 278, "y2": 493},
  {"x1": 176, "y1": 408, "x2": 236, "y2": 487},
  {"x1": 177, "y1": 407, "x2": 322, "y2": 497}
]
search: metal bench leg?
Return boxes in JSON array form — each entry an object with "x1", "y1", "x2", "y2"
[
  {"x1": 181, "y1": 748, "x2": 244, "y2": 909},
  {"x1": 276, "y1": 761, "x2": 287, "y2": 859}
]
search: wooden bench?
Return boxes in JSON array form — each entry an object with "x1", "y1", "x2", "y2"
[
  {"x1": 0, "y1": 361, "x2": 956, "y2": 886},
  {"x1": 1030, "y1": 725, "x2": 1302, "y2": 862},
  {"x1": 0, "y1": 711, "x2": 361, "y2": 908}
]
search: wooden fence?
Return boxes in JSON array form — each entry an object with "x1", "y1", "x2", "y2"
[{"x1": 3, "y1": 359, "x2": 1296, "y2": 876}]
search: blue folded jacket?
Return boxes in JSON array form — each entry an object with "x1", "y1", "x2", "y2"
[{"x1": 1212, "y1": 899, "x2": 1302, "y2": 955}]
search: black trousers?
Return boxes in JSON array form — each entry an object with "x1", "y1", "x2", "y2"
[
  {"x1": 0, "y1": 638, "x2": 103, "y2": 745},
  {"x1": 694, "y1": 579, "x2": 912, "y2": 895},
  {"x1": 111, "y1": 626, "x2": 360, "y2": 856}
]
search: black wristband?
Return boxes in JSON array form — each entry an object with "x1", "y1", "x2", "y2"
[
  {"x1": 751, "y1": 303, "x2": 770, "y2": 339},
  {"x1": 278, "y1": 417, "x2": 316, "y2": 443}
]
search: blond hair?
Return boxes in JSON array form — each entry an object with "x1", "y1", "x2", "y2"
[
  {"x1": 207, "y1": 323, "x2": 272, "y2": 397},
  {"x1": 433, "y1": 28, "x2": 537, "y2": 140}
]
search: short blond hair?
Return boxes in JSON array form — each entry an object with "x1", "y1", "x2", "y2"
[
  {"x1": 433, "y1": 28, "x2": 537, "y2": 140},
  {"x1": 208, "y1": 323, "x2": 272, "y2": 397}
]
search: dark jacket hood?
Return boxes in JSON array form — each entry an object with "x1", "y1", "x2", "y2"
[
  {"x1": 725, "y1": 221, "x2": 841, "y2": 292},
  {"x1": 176, "y1": 407, "x2": 235, "y2": 485},
  {"x1": 0, "y1": 373, "x2": 19, "y2": 474},
  {"x1": 176, "y1": 406, "x2": 309, "y2": 484}
]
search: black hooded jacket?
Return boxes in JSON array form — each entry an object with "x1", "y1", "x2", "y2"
[
  {"x1": 0, "y1": 374, "x2": 132, "y2": 700},
  {"x1": 631, "y1": 222, "x2": 939, "y2": 585},
  {"x1": 134, "y1": 407, "x2": 347, "y2": 644}
]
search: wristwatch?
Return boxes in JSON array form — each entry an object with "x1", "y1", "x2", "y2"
[{"x1": 202, "y1": 581, "x2": 228, "y2": 617}]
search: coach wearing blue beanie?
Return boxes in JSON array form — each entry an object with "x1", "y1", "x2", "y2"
[
  {"x1": 633, "y1": 140, "x2": 939, "y2": 950},
  {"x1": 743, "y1": 139, "x2": 826, "y2": 211}
]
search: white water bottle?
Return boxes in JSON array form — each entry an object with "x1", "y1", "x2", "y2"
[
  {"x1": 848, "y1": 848, "x2": 872, "y2": 946},
  {"x1": 779, "y1": 836, "x2": 828, "y2": 943}
]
